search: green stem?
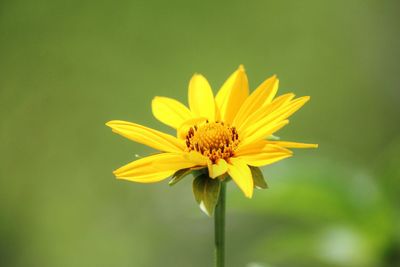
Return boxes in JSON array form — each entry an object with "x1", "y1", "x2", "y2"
[{"x1": 215, "y1": 181, "x2": 226, "y2": 267}]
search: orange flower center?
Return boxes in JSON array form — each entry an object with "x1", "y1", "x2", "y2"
[{"x1": 185, "y1": 121, "x2": 239, "y2": 163}]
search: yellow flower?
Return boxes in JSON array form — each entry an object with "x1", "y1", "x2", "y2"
[{"x1": 106, "y1": 65, "x2": 317, "y2": 198}]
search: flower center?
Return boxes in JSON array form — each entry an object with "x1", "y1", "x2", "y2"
[{"x1": 185, "y1": 121, "x2": 239, "y2": 163}]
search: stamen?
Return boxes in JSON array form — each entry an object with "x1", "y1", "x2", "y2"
[{"x1": 185, "y1": 121, "x2": 240, "y2": 163}]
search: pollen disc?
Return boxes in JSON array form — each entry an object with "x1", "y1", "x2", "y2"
[{"x1": 185, "y1": 121, "x2": 239, "y2": 163}]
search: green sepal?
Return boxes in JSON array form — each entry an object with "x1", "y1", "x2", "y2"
[
  {"x1": 169, "y1": 167, "x2": 205, "y2": 186},
  {"x1": 250, "y1": 166, "x2": 268, "y2": 189},
  {"x1": 267, "y1": 134, "x2": 280, "y2": 141},
  {"x1": 192, "y1": 174, "x2": 221, "y2": 216}
]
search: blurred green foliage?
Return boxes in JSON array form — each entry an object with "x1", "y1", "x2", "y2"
[{"x1": 1, "y1": 0, "x2": 399, "y2": 266}]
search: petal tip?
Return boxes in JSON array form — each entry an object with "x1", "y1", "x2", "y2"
[
  {"x1": 105, "y1": 121, "x2": 115, "y2": 128},
  {"x1": 282, "y1": 120, "x2": 290, "y2": 127},
  {"x1": 245, "y1": 189, "x2": 253, "y2": 198},
  {"x1": 151, "y1": 97, "x2": 160, "y2": 111},
  {"x1": 152, "y1": 96, "x2": 161, "y2": 102},
  {"x1": 191, "y1": 73, "x2": 204, "y2": 79}
]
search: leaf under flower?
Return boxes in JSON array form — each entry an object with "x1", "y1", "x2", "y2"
[
  {"x1": 169, "y1": 167, "x2": 205, "y2": 186},
  {"x1": 250, "y1": 166, "x2": 268, "y2": 189},
  {"x1": 192, "y1": 174, "x2": 221, "y2": 216}
]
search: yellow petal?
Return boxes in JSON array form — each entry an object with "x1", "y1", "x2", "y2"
[
  {"x1": 237, "y1": 93, "x2": 295, "y2": 133},
  {"x1": 188, "y1": 74, "x2": 215, "y2": 120},
  {"x1": 208, "y1": 159, "x2": 228, "y2": 178},
  {"x1": 236, "y1": 140, "x2": 292, "y2": 156},
  {"x1": 233, "y1": 75, "x2": 278, "y2": 128},
  {"x1": 215, "y1": 65, "x2": 249, "y2": 124},
  {"x1": 227, "y1": 157, "x2": 253, "y2": 198},
  {"x1": 239, "y1": 96, "x2": 310, "y2": 145},
  {"x1": 236, "y1": 141, "x2": 293, "y2": 167},
  {"x1": 152, "y1": 96, "x2": 193, "y2": 129},
  {"x1": 114, "y1": 153, "x2": 198, "y2": 183},
  {"x1": 184, "y1": 151, "x2": 209, "y2": 166},
  {"x1": 106, "y1": 120, "x2": 185, "y2": 153},
  {"x1": 239, "y1": 120, "x2": 289, "y2": 148},
  {"x1": 268, "y1": 141, "x2": 318, "y2": 148},
  {"x1": 260, "y1": 96, "x2": 310, "y2": 129}
]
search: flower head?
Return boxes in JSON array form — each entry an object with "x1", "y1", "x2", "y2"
[{"x1": 106, "y1": 65, "x2": 317, "y2": 200}]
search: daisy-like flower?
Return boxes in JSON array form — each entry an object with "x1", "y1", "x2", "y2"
[{"x1": 106, "y1": 65, "x2": 317, "y2": 201}]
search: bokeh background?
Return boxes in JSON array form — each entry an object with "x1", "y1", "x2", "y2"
[{"x1": 1, "y1": 0, "x2": 399, "y2": 266}]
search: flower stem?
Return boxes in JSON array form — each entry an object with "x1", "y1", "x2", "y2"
[{"x1": 215, "y1": 181, "x2": 226, "y2": 267}]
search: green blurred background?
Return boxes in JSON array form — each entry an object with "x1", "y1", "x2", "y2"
[{"x1": 1, "y1": 0, "x2": 399, "y2": 266}]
